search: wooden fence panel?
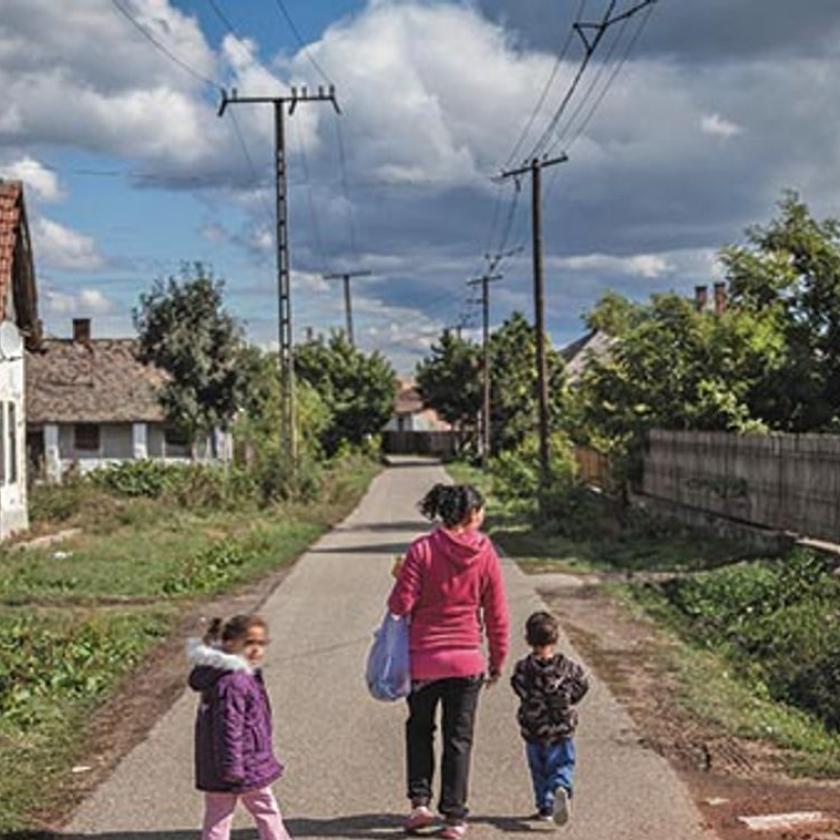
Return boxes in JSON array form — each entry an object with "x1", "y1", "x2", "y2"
[{"x1": 641, "y1": 430, "x2": 840, "y2": 542}]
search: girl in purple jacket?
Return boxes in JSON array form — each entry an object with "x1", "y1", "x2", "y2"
[{"x1": 187, "y1": 614, "x2": 291, "y2": 840}]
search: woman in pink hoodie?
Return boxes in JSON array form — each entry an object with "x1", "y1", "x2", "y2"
[{"x1": 388, "y1": 483, "x2": 510, "y2": 840}]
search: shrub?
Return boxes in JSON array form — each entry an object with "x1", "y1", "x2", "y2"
[{"x1": 657, "y1": 550, "x2": 840, "y2": 731}]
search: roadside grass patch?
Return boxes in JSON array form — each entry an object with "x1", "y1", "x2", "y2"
[
  {"x1": 1, "y1": 454, "x2": 381, "y2": 832},
  {"x1": 0, "y1": 608, "x2": 175, "y2": 832}
]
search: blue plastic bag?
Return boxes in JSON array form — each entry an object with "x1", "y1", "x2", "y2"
[{"x1": 365, "y1": 612, "x2": 411, "y2": 701}]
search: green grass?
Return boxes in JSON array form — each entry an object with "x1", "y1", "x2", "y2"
[
  {"x1": 0, "y1": 608, "x2": 176, "y2": 832},
  {"x1": 0, "y1": 455, "x2": 381, "y2": 832},
  {"x1": 627, "y1": 582, "x2": 840, "y2": 776}
]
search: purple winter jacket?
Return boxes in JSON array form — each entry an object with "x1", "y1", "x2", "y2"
[{"x1": 187, "y1": 640, "x2": 284, "y2": 793}]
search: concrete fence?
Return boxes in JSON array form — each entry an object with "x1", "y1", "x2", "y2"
[
  {"x1": 382, "y1": 430, "x2": 457, "y2": 457},
  {"x1": 641, "y1": 430, "x2": 840, "y2": 542}
]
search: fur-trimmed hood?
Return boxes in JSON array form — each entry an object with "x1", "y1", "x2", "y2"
[{"x1": 187, "y1": 638, "x2": 253, "y2": 692}]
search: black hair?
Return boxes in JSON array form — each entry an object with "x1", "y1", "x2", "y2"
[
  {"x1": 525, "y1": 611, "x2": 559, "y2": 648},
  {"x1": 203, "y1": 614, "x2": 267, "y2": 646},
  {"x1": 419, "y1": 483, "x2": 485, "y2": 528}
]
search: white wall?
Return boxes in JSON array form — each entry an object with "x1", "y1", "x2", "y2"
[{"x1": 0, "y1": 352, "x2": 28, "y2": 539}]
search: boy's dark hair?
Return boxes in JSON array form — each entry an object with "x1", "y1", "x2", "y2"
[
  {"x1": 419, "y1": 483, "x2": 485, "y2": 528},
  {"x1": 526, "y1": 611, "x2": 559, "y2": 647},
  {"x1": 204, "y1": 614, "x2": 267, "y2": 646}
]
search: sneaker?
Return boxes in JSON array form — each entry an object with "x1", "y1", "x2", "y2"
[
  {"x1": 553, "y1": 788, "x2": 570, "y2": 826},
  {"x1": 405, "y1": 805, "x2": 435, "y2": 834},
  {"x1": 530, "y1": 809, "x2": 554, "y2": 823},
  {"x1": 439, "y1": 820, "x2": 467, "y2": 839}
]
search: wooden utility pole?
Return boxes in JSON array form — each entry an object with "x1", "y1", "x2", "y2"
[
  {"x1": 467, "y1": 271, "x2": 502, "y2": 466},
  {"x1": 218, "y1": 85, "x2": 340, "y2": 461},
  {"x1": 323, "y1": 270, "x2": 371, "y2": 347},
  {"x1": 499, "y1": 154, "x2": 568, "y2": 494}
]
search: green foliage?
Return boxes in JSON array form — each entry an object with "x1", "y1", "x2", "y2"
[
  {"x1": 722, "y1": 191, "x2": 840, "y2": 430},
  {"x1": 656, "y1": 550, "x2": 840, "y2": 731},
  {"x1": 488, "y1": 312, "x2": 565, "y2": 453},
  {"x1": 133, "y1": 263, "x2": 248, "y2": 441},
  {"x1": 295, "y1": 332, "x2": 397, "y2": 456},
  {"x1": 416, "y1": 329, "x2": 481, "y2": 445},
  {"x1": 0, "y1": 612, "x2": 170, "y2": 729}
]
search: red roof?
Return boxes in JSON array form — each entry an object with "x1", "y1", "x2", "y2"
[{"x1": 0, "y1": 181, "x2": 23, "y2": 322}]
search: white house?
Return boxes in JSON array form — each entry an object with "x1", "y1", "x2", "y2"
[
  {"x1": 26, "y1": 318, "x2": 232, "y2": 481},
  {"x1": 0, "y1": 180, "x2": 41, "y2": 538},
  {"x1": 384, "y1": 379, "x2": 452, "y2": 433}
]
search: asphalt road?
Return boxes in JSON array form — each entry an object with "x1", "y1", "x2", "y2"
[{"x1": 64, "y1": 458, "x2": 715, "y2": 839}]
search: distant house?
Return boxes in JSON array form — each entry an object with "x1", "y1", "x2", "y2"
[
  {"x1": 26, "y1": 318, "x2": 233, "y2": 481},
  {"x1": 383, "y1": 379, "x2": 452, "y2": 433},
  {"x1": 561, "y1": 329, "x2": 614, "y2": 385},
  {"x1": 0, "y1": 180, "x2": 41, "y2": 538},
  {"x1": 382, "y1": 379, "x2": 456, "y2": 456}
]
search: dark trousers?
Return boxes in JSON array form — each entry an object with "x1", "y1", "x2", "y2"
[{"x1": 405, "y1": 675, "x2": 483, "y2": 820}]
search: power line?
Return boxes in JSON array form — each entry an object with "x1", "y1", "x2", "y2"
[
  {"x1": 292, "y1": 116, "x2": 327, "y2": 266},
  {"x1": 110, "y1": 0, "x2": 220, "y2": 89},
  {"x1": 502, "y1": 0, "x2": 588, "y2": 171},
  {"x1": 272, "y1": 0, "x2": 334, "y2": 86},
  {"x1": 563, "y1": 2, "x2": 657, "y2": 155},
  {"x1": 333, "y1": 115, "x2": 361, "y2": 261},
  {"x1": 207, "y1": 0, "x2": 239, "y2": 38}
]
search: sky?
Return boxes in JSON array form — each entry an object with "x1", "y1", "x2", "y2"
[{"x1": 3, "y1": 0, "x2": 840, "y2": 373}]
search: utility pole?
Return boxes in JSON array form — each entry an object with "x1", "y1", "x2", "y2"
[
  {"x1": 323, "y1": 270, "x2": 371, "y2": 347},
  {"x1": 499, "y1": 154, "x2": 568, "y2": 496},
  {"x1": 467, "y1": 271, "x2": 502, "y2": 466},
  {"x1": 219, "y1": 85, "x2": 340, "y2": 461}
]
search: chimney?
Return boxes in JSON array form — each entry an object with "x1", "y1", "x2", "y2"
[
  {"x1": 714, "y1": 282, "x2": 727, "y2": 316},
  {"x1": 73, "y1": 318, "x2": 91, "y2": 343},
  {"x1": 694, "y1": 285, "x2": 708, "y2": 313}
]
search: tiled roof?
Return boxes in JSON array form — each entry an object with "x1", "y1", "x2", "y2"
[
  {"x1": 26, "y1": 339, "x2": 169, "y2": 424},
  {"x1": 0, "y1": 182, "x2": 23, "y2": 322},
  {"x1": 394, "y1": 384, "x2": 424, "y2": 415},
  {"x1": 561, "y1": 329, "x2": 615, "y2": 384}
]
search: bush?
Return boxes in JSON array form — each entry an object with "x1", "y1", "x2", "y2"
[
  {"x1": 657, "y1": 550, "x2": 840, "y2": 730},
  {"x1": 89, "y1": 460, "x2": 175, "y2": 498},
  {"x1": 490, "y1": 432, "x2": 577, "y2": 504}
]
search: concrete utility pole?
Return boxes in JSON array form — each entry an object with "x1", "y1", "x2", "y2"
[
  {"x1": 323, "y1": 270, "x2": 371, "y2": 347},
  {"x1": 467, "y1": 271, "x2": 502, "y2": 466},
  {"x1": 499, "y1": 154, "x2": 568, "y2": 496},
  {"x1": 218, "y1": 85, "x2": 340, "y2": 462}
]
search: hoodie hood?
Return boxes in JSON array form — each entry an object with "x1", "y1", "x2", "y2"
[
  {"x1": 187, "y1": 638, "x2": 253, "y2": 692},
  {"x1": 433, "y1": 526, "x2": 490, "y2": 568}
]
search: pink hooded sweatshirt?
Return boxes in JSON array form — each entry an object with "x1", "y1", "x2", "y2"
[{"x1": 387, "y1": 527, "x2": 510, "y2": 682}]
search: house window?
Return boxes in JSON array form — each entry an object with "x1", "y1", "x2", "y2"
[
  {"x1": 7, "y1": 403, "x2": 16, "y2": 484},
  {"x1": 163, "y1": 425, "x2": 190, "y2": 457},
  {"x1": 75, "y1": 423, "x2": 101, "y2": 452}
]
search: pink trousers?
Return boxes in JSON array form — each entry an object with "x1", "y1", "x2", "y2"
[{"x1": 202, "y1": 787, "x2": 292, "y2": 840}]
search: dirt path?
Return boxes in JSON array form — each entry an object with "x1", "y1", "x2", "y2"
[{"x1": 61, "y1": 459, "x2": 714, "y2": 839}]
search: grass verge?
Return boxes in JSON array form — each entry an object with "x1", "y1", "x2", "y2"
[{"x1": 0, "y1": 455, "x2": 380, "y2": 832}]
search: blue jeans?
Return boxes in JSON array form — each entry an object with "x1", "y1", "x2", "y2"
[{"x1": 526, "y1": 739, "x2": 576, "y2": 811}]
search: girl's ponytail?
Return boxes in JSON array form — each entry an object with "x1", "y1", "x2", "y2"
[
  {"x1": 203, "y1": 617, "x2": 224, "y2": 646},
  {"x1": 419, "y1": 483, "x2": 485, "y2": 528}
]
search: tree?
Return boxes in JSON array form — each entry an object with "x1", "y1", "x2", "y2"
[
  {"x1": 295, "y1": 332, "x2": 397, "y2": 455},
  {"x1": 133, "y1": 263, "x2": 247, "y2": 447},
  {"x1": 415, "y1": 330, "x2": 481, "y2": 447},
  {"x1": 568, "y1": 292, "x2": 785, "y2": 462},
  {"x1": 488, "y1": 312, "x2": 565, "y2": 454},
  {"x1": 721, "y1": 191, "x2": 840, "y2": 430}
]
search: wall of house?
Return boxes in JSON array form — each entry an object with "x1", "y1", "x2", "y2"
[
  {"x1": 0, "y1": 352, "x2": 28, "y2": 539},
  {"x1": 35, "y1": 421, "x2": 232, "y2": 480}
]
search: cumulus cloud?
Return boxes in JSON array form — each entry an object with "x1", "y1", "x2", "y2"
[
  {"x1": 701, "y1": 113, "x2": 743, "y2": 139},
  {"x1": 552, "y1": 253, "x2": 672, "y2": 279},
  {"x1": 33, "y1": 217, "x2": 105, "y2": 271},
  {"x1": 45, "y1": 286, "x2": 113, "y2": 315},
  {"x1": 0, "y1": 156, "x2": 63, "y2": 201}
]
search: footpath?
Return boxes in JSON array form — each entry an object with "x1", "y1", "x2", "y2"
[{"x1": 64, "y1": 458, "x2": 715, "y2": 839}]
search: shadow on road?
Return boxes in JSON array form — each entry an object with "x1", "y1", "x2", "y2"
[
  {"x1": 309, "y1": 542, "x2": 411, "y2": 556},
  {"x1": 26, "y1": 812, "x2": 542, "y2": 839}
]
